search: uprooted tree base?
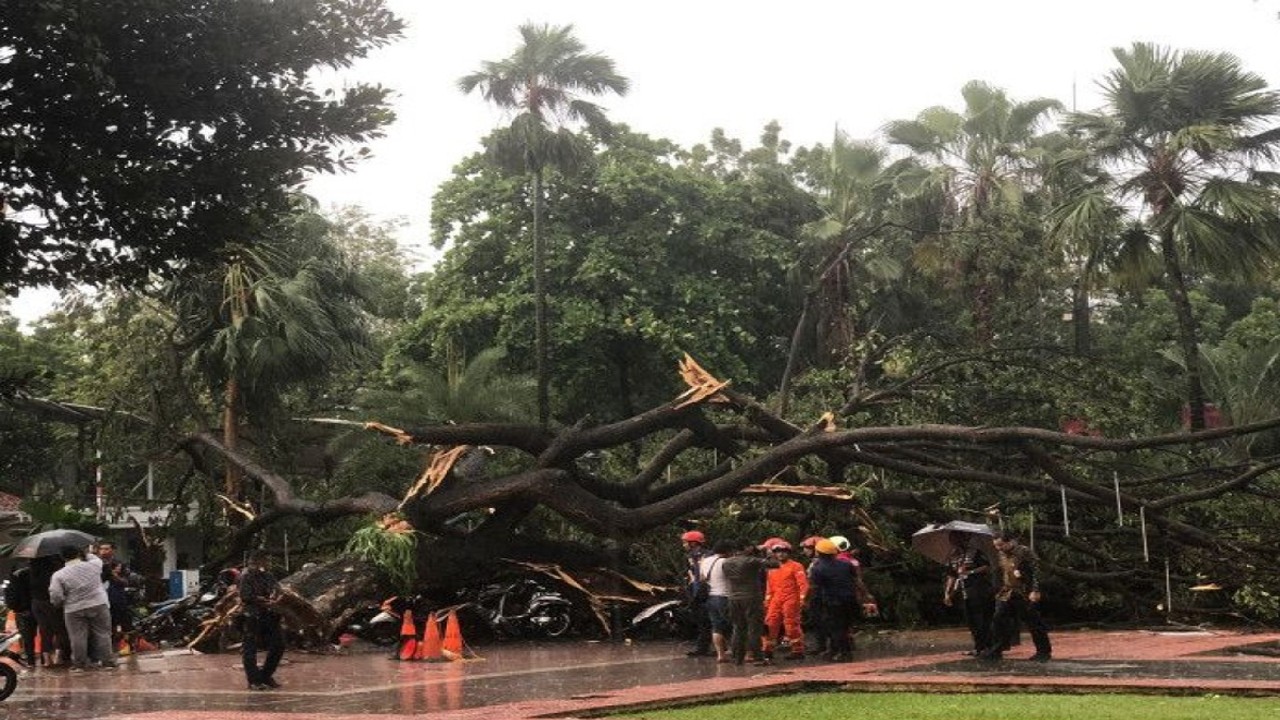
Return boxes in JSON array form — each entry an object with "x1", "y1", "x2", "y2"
[{"x1": 24, "y1": 354, "x2": 1280, "y2": 624}]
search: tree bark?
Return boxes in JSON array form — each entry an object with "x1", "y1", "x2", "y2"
[
  {"x1": 1159, "y1": 226, "x2": 1207, "y2": 430},
  {"x1": 532, "y1": 167, "x2": 549, "y2": 429}
]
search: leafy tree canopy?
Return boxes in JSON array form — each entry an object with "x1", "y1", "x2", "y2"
[{"x1": 0, "y1": 0, "x2": 403, "y2": 289}]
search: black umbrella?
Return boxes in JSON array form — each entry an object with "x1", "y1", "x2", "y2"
[
  {"x1": 910, "y1": 521, "x2": 996, "y2": 565},
  {"x1": 10, "y1": 529, "x2": 97, "y2": 559}
]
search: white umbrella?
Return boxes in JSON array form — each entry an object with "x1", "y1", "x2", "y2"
[{"x1": 910, "y1": 521, "x2": 996, "y2": 565}]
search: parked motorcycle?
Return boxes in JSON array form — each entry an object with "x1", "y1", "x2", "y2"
[
  {"x1": 0, "y1": 628, "x2": 25, "y2": 701},
  {"x1": 355, "y1": 594, "x2": 435, "y2": 647},
  {"x1": 623, "y1": 598, "x2": 697, "y2": 640},
  {"x1": 132, "y1": 574, "x2": 231, "y2": 647},
  {"x1": 461, "y1": 579, "x2": 574, "y2": 639}
]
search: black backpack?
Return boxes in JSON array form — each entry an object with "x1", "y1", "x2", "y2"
[{"x1": 4, "y1": 567, "x2": 32, "y2": 612}]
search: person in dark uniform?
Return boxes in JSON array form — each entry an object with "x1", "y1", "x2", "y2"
[
  {"x1": 29, "y1": 553, "x2": 70, "y2": 666},
  {"x1": 943, "y1": 531, "x2": 994, "y2": 655},
  {"x1": 238, "y1": 550, "x2": 285, "y2": 690},
  {"x1": 981, "y1": 530, "x2": 1052, "y2": 662},
  {"x1": 680, "y1": 530, "x2": 714, "y2": 657},
  {"x1": 4, "y1": 565, "x2": 38, "y2": 665}
]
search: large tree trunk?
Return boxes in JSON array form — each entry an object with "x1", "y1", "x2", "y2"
[
  {"x1": 1072, "y1": 276, "x2": 1092, "y2": 356},
  {"x1": 223, "y1": 377, "x2": 242, "y2": 501},
  {"x1": 777, "y1": 293, "x2": 813, "y2": 417},
  {"x1": 1159, "y1": 227, "x2": 1207, "y2": 430},
  {"x1": 533, "y1": 167, "x2": 549, "y2": 429}
]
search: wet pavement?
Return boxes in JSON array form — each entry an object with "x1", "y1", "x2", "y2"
[{"x1": 3, "y1": 628, "x2": 1280, "y2": 719}]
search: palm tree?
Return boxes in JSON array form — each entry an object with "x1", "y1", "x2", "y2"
[
  {"x1": 778, "y1": 132, "x2": 902, "y2": 414},
  {"x1": 885, "y1": 81, "x2": 1061, "y2": 344},
  {"x1": 458, "y1": 23, "x2": 629, "y2": 428},
  {"x1": 170, "y1": 202, "x2": 372, "y2": 504},
  {"x1": 1066, "y1": 43, "x2": 1280, "y2": 429}
]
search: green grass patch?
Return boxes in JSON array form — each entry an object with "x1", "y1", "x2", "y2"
[{"x1": 611, "y1": 691, "x2": 1280, "y2": 720}]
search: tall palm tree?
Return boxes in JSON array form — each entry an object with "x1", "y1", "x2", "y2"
[
  {"x1": 458, "y1": 23, "x2": 629, "y2": 428},
  {"x1": 1066, "y1": 43, "x2": 1280, "y2": 429},
  {"x1": 886, "y1": 81, "x2": 1061, "y2": 344}
]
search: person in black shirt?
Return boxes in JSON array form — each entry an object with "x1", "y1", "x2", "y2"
[
  {"x1": 4, "y1": 565, "x2": 37, "y2": 665},
  {"x1": 238, "y1": 550, "x2": 285, "y2": 690},
  {"x1": 95, "y1": 542, "x2": 140, "y2": 645},
  {"x1": 943, "y1": 531, "x2": 994, "y2": 655}
]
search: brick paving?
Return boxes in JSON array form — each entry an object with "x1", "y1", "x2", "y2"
[{"x1": 5, "y1": 628, "x2": 1280, "y2": 719}]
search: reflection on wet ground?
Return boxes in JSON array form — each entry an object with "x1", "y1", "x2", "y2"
[{"x1": 3, "y1": 629, "x2": 1280, "y2": 719}]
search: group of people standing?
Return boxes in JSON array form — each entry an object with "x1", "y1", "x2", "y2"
[
  {"x1": 944, "y1": 529, "x2": 1053, "y2": 662},
  {"x1": 681, "y1": 531, "x2": 877, "y2": 665},
  {"x1": 5, "y1": 541, "x2": 137, "y2": 672}
]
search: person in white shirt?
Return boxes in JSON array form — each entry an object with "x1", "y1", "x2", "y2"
[
  {"x1": 700, "y1": 540, "x2": 733, "y2": 662},
  {"x1": 48, "y1": 545, "x2": 116, "y2": 671}
]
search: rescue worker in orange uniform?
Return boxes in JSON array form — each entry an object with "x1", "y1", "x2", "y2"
[{"x1": 761, "y1": 540, "x2": 808, "y2": 660}]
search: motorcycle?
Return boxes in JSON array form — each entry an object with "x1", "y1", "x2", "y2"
[
  {"x1": 0, "y1": 628, "x2": 26, "y2": 701},
  {"x1": 355, "y1": 594, "x2": 434, "y2": 647},
  {"x1": 462, "y1": 579, "x2": 574, "y2": 639},
  {"x1": 623, "y1": 598, "x2": 697, "y2": 640},
  {"x1": 132, "y1": 574, "x2": 231, "y2": 648}
]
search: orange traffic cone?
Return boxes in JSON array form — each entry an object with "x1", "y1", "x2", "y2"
[
  {"x1": 5, "y1": 611, "x2": 20, "y2": 653},
  {"x1": 398, "y1": 609, "x2": 418, "y2": 661},
  {"x1": 442, "y1": 610, "x2": 464, "y2": 658},
  {"x1": 415, "y1": 612, "x2": 444, "y2": 662},
  {"x1": 116, "y1": 636, "x2": 132, "y2": 656}
]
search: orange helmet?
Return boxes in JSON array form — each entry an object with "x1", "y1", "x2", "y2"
[
  {"x1": 801, "y1": 536, "x2": 824, "y2": 549},
  {"x1": 680, "y1": 530, "x2": 706, "y2": 544},
  {"x1": 814, "y1": 539, "x2": 839, "y2": 555}
]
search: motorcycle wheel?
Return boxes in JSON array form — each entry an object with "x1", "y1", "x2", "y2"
[
  {"x1": 0, "y1": 664, "x2": 17, "y2": 701},
  {"x1": 541, "y1": 608, "x2": 573, "y2": 639}
]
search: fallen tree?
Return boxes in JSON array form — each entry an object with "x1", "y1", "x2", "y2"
[{"x1": 15, "y1": 353, "x2": 1280, "y2": 624}]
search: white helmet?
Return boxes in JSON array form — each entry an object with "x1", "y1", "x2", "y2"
[{"x1": 829, "y1": 535, "x2": 851, "y2": 552}]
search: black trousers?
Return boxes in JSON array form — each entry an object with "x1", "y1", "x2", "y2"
[
  {"x1": 991, "y1": 593, "x2": 1051, "y2": 656},
  {"x1": 241, "y1": 613, "x2": 285, "y2": 685},
  {"x1": 727, "y1": 597, "x2": 764, "y2": 661},
  {"x1": 820, "y1": 598, "x2": 855, "y2": 656},
  {"x1": 960, "y1": 588, "x2": 994, "y2": 652},
  {"x1": 689, "y1": 596, "x2": 712, "y2": 652},
  {"x1": 16, "y1": 610, "x2": 38, "y2": 664}
]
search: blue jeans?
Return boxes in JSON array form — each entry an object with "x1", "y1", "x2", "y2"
[{"x1": 706, "y1": 595, "x2": 730, "y2": 635}]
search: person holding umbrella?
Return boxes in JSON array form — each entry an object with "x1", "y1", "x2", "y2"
[{"x1": 943, "y1": 530, "x2": 994, "y2": 655}]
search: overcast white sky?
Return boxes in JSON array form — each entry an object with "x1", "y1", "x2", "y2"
[{"x1": 9, "y1": 0, "x2": 1280, "y2": 325}]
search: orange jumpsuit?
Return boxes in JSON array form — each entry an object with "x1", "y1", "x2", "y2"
[{"x1": 763, "y1": 558, "x2": 808, "y2": 657}]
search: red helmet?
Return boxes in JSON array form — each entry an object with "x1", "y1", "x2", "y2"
[
  {"x1": 801, "y1": 536, "x2": 824, "y2": 549},
  {"x1": 760, "y1": 536, "x2": 786, "y2": 550},
  {"x1": 769, "y1": 540, "x2": 793, "y2": 552},
  {"x1": 680, "y1": 530, "x2": 706, "y2": 544}
]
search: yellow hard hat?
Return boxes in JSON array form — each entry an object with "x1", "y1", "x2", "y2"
[{"x1": 814, "y1": 538, "x2": 839, "y2": 555}]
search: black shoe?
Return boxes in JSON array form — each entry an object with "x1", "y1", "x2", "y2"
[
  {"x1": 263, "y1": 677, "x2": 282, "y2": 688},
  {"x1": 249, "y1": 683, "x2": 270, "y2": 691},
  {"x1": 977, "y1": 649, "x2": 1002, "y2": 662},
  {"x1": 686, "y1": 649, "x2": 714, "y2": 657},
  {"x1": 1029, "y1": 653, "x2": 1051, "y2": 663}
]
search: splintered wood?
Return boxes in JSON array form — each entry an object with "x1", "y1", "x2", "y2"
[
  {"x1": 674, "y1": 354, "x2": 730, "y2": 408},
  {"x1": 400, "y1": 445, "x2": 471, "y2": 508},
  {"x1": 364, "y1": 421, "x2": 414, "y2": 446}
]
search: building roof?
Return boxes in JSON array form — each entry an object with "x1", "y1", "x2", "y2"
[{"x1": 0, "y1": 491, "x2": 23, "y2": 513}]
